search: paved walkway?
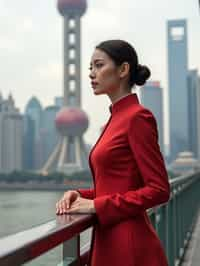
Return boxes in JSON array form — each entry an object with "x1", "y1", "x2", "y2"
[{"x1": 181, "y1": 209, "x2": 200, "y2": 266}]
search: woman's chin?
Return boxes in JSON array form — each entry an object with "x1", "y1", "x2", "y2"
[{"x1": 93, "y1": 89, "x2": 103, "y2": 95}]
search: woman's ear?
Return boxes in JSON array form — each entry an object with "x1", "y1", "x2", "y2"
[{"x1": 119, "y1": 62, "x2": 130, "y2": 79}]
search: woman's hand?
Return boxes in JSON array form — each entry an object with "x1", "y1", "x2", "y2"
[
  {"x1": 56, "y1": 190, "x2": 80, "y2": 215},
  {"x1": 65, "y1": 197, "x2": 96, "y2": 214}
]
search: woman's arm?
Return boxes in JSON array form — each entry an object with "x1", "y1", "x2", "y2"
[
  {"x1": 76, "y1": 188, "x2": 95, "y2": 199},
  {"x1": 93, "y1": 108, "x2": 170, "y2": 227}
]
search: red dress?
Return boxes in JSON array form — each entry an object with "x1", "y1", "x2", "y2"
[{"x1": 78, "y1": 93, "x2": 170, "y2": 266}]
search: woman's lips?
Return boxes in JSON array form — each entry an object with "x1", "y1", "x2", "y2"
[{"x1": 91, "y1": 82, "x2": 98, "y2": 88}]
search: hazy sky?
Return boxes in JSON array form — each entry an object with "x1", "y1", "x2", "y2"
[{"x1": 0, "y1": 0, "x2": 199, "y2": 146}]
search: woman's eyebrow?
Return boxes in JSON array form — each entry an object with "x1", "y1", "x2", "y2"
[{"x1": 90, "y1": 59, "x2": 104, "y2": 65}]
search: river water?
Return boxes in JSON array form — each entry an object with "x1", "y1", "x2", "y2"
[{"x1": 0, "y1": 190, "x2": 91, "y2": 265}]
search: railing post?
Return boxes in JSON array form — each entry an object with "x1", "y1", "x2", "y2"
[
  {"x1": 173, "y1": 187, "x2": 178, "y2": 264},
  {"x1": 155, "y1": 206, "x2": 167, "y2": 250},
  {"x1": 178, "y1": 185, "x2": 184, "y2": 258},
  {"x1": 62, "y1": 235, "x2": 80, "y2": 266},
  {"x1": 167, "y1": 196, "x2": 175, "y2": 266}
]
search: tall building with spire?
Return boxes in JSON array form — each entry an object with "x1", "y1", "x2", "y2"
[
  {"x1": 41, "y1": 0, "x2": 89, "y2": 174},
  {"x1": 167, "y1": 19, "x2": 189, "y2": 162}
]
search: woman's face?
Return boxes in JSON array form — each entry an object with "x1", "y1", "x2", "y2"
[{"x1": 89, "y1": 49, "x2": 121, "y2": 95}]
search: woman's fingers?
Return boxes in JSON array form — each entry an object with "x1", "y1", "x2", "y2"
[
  {"x1": 56, "y1": 201, "x2": 61, "y2": 214},
  {"x1": 56, "y1": 191, "x2": 80, "y2": 215},
  {"x1": 63, "y1": 191, "x2": 76, "y2": 208},
  {"x1": 56, "y1": 199, "x2": 68, "y2": 215},
  {"x1": 64, "y1": 197, "x2": 70, "y2": 209},
  {"x1": 65, "y1": 198, "x2": 93, "y2": 214},
  {"x1": 62, "y1": 194, "x2": 69, "y2": 208}
]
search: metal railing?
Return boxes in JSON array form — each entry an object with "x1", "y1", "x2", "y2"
[
  {"x1": 0, "y1": 171, "x2": 199, "y2": 266},
  {"x1": 150, "y1": 171, "x2": 200, "y2": 266}
]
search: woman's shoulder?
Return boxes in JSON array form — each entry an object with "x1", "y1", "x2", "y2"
[
  {"x1": 128, "y1": 103, "x2": 157, "y2": 128},
  {"x1": 129, "y1": 103, "x2": 155, "y2": 119}
]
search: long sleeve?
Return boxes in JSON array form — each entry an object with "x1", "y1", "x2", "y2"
[
  {"x1": 94, "y1": 109, "x2": 170, "y2": 227},
  {"x1": 77, "y1": 188, "x2": 95, "y2": 199}
]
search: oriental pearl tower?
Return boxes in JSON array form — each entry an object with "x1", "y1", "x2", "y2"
[{"x1": 41, "y1": 0, "x2": 89, "y2": 174}]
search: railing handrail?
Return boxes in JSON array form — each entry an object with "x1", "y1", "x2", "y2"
[
  {"x1": 170, "y1": 170, "x2": 199, "y2": 186},
  {"x1": 0, "y1": 214, "x2": 94, "y2": 266},
  {"x1": 0, "y1": 171, "x2": 199, "y2": 265}
]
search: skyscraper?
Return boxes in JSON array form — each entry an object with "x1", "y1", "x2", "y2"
[
  {"x1": 187, "y1": 69, "x2": 200, "y2": 159},
  {"x1": 0, "y1": 94, "x2": 23, "y2": 173},
  {"x1": 140, "y1": 81, "x2": 164, "y2": 155},
  {"x1": 54, "y1": 96, "x2": 63, "y2": 109},
  {"x1": 24, "y1": 97, "x2": 43, "y2": 169},
  {"x1": 167, "y1": 19, "x2": 189, "y2": 162},
  {"x1": 23, "y1": 115, "x2": 35, "y2": 170},
  {"x1": 42, "y1": 105, "x2": 60, "y2": 162},
  {"x1": 25, "y1": 97, "x2": 42, "y2": 141}
]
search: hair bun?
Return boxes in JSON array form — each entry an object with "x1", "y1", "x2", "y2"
[{"x1": 135, "y1": 64, "x2": 151, "y2": 86}]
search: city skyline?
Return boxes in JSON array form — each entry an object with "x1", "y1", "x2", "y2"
[{"x1": 0, "y1": 0, "x2": 199, "y2": 146}]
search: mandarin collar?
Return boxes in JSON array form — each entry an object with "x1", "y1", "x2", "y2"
[{"x1": 109, "y1": 93, "x2": 139, "y2": 114}]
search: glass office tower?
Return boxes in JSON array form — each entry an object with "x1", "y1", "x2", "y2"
[{"x1": 167, "y1": 19, "x2": 189, "y2": 162}]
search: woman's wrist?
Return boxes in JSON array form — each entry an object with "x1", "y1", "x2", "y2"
[
  {"x1": 91, "y1": 200, "x2": 96, "y2": 213},
  {"x1": 76, "y1": 190, "x2": 81, "y2": 197}
]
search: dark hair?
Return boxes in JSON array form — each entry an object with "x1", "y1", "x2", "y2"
[{"x1": 96, "y1": 39, "x2": 151, "y2": 87}]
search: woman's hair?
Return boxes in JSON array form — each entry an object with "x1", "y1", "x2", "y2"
[{"x1": 96, "y1": 39, "x2": 151, "y2": 88}]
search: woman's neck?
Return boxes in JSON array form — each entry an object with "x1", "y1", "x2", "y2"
[{"x1": 110, "y1": 91, "x2": 132, "y2": 105}]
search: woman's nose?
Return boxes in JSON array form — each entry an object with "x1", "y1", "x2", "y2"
[{"x1": 89, "y1": 69, "x2": 96, "y2": 79}]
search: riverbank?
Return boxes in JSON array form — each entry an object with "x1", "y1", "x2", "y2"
[{"x1": 0, "y1": 181, "x2": 92, "y2": 191}]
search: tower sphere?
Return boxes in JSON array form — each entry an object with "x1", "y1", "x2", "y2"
[
  {"x1": 57, "y1": 0, "x2": 87, "y2": 16},
  {"x1": 55, "y1": 107, "x2": 89, "y2": 136}
]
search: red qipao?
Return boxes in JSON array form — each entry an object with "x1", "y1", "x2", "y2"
[{"x1": 78, "y1": 93, "x2": 170, "y2": 266}]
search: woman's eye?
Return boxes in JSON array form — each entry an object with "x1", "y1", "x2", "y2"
[
  {"x1": 88, "y1": 63, "x2": 103, "y2": 71},
  {"x1": 96, "y1": 63, "x2": 103, "y2": 68}
]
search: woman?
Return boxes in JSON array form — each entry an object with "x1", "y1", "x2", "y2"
[{"x1": 56, "y1": 39, "x2": 170, "y2": 266}]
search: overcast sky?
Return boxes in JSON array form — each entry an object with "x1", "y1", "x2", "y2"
[{"x1": 0, "y1": 0, "x2": 199, "y2": 147}]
